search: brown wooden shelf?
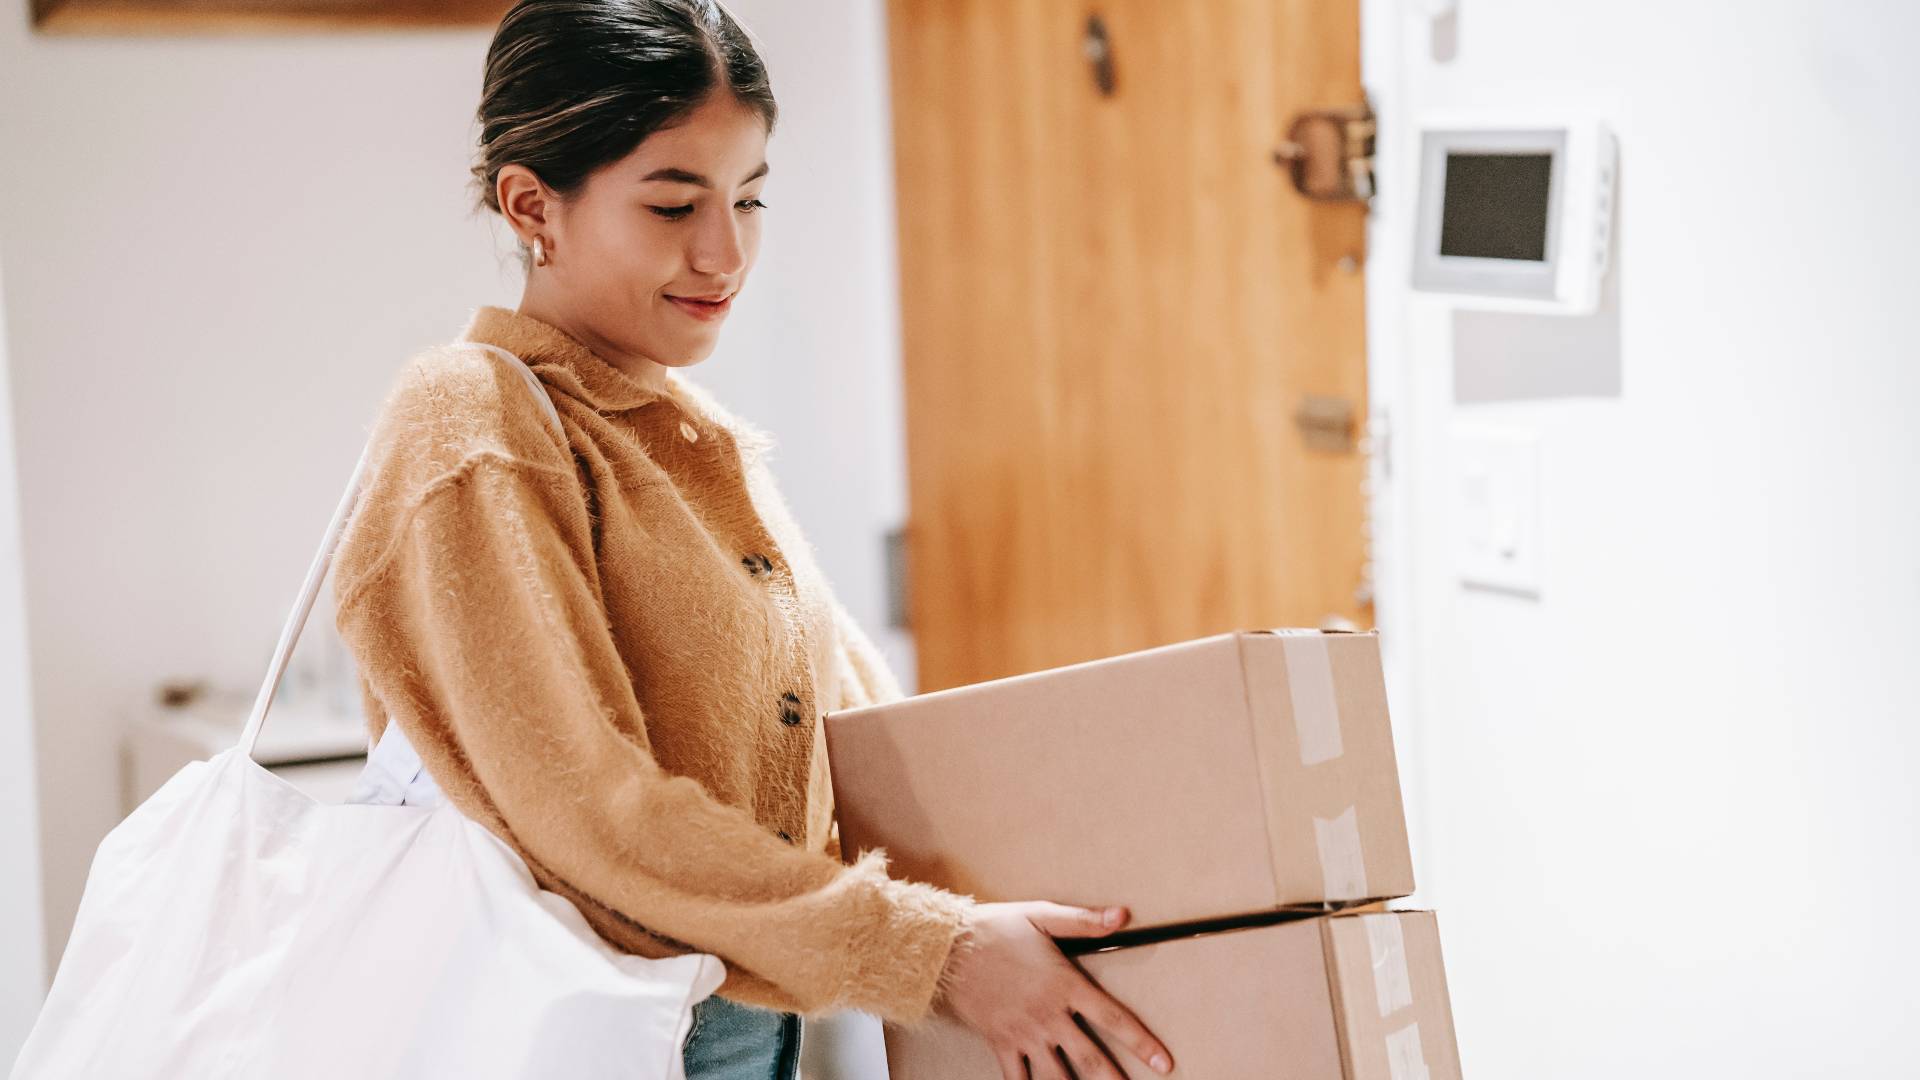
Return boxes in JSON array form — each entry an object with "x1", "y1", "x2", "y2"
[{"x1": 32, "y1": 0, "x2": 514, "y2": 35}]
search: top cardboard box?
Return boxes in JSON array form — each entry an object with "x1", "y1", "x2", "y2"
[{"x1": 825, "y1": 629, "x2": 1415, "y2": 930}]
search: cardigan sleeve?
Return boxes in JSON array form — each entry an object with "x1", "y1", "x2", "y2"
[{"x1": 332, "y1": 447, "x2": 972, "y2": 1024}]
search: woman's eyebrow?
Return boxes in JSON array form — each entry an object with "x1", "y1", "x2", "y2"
[{"x1": 639, "y1": 162, "x2": 771, "y2": 187}]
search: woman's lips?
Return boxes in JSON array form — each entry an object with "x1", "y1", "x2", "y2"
[{"x1": 666, "y1": 293, "x2": 733, "y2": 321}]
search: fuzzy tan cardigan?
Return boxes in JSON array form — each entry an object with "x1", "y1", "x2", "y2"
[{"x1": 331, "y1": 305, "x2": 973, "y2": 1023}]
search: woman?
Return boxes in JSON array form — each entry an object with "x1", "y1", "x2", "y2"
[{"x1": 331, "y1": 2, "x2": 1174, "y2": 1078}]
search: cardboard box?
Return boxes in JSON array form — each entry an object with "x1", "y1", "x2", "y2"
[
  {"x1": 824, "y1": 629, "x2": 1414, "y2": 928},
  {"x1": 884, "y1": 910, "x2": 1462, "y2": 1080}
]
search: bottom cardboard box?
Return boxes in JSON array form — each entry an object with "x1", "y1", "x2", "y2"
[{"x1": 885, "y1": 910, "x2": 1461, "y2": 1080}]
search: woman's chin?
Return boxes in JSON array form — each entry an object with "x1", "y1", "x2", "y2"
[{"x1": 668, "y1": 336, "x2": 723, "y2": 367}]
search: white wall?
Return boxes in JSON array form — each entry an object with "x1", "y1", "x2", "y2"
[
  {"x1": 0, "y1": 11, "x2": 909, "y2": 1070},
  {"x1": 1363, "y1": 1, "x2": 1920, "y2": 1076},
  {"x1": 0, "y1": 244, "x2": 49, "y2": 1067},
  {"x1": 0, "y1": 11, "x2": 500, "y2": 985}
]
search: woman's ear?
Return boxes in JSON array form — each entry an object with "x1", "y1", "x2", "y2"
[{"x1": 496, "y1": 164, "x2": 555, "y2": 250}]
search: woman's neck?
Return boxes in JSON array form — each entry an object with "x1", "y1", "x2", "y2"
[{"x1": 515, "y1": 292, "x2": 671, "y2": 393}]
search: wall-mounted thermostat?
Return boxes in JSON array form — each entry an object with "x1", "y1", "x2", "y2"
[{"x1": 1412, "y1": 118, "x2": 1617, "y2": 315}]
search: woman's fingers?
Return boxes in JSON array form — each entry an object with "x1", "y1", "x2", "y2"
[
  {"x1": 945, "y1": 901, "x2": 1169, "y2": 1080},
  {"x1": 1025, "y1": 901, "x2": 1129, "y2": 939},
  {"x1": 1052, "y1": 1020, "x2": 1130, "y2": 1080},
  {"x1": 1071, "y1": 981, "x2": 1173, "y2": 1074},
  {"x1": 1025, "y1": 1043, "x2": 1073, "y2": 1080}
]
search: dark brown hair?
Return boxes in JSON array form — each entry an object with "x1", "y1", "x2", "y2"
[{"x1": 471, "y1": 0, "x2": 778, "y2": 261}]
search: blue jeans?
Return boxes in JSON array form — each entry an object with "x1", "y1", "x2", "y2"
[{"x1": 683, "y1": 995, "x2": 801, "y2": 1080}]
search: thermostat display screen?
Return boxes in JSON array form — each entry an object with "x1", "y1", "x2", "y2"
[{"x1": 1440, "y1": 152, "x2": 1554, "y2": 262}]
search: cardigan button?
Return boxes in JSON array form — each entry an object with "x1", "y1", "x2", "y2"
[
  {"x1": 679, "y1": 419, "x2": 700, "y2": 443},
  {"x1": 742, "y1": 553, "x2": 773, "y2": 576},
  {"x1": 779, "y1": 691, "x2": 804, "y2": 726},
  {"x1": 777, "y1": 830, "x2": 793, "y2": 844}
]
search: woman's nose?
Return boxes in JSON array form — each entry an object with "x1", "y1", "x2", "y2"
[{"x1": 689, "y1": 210, "x2": 748, "y2": 277}]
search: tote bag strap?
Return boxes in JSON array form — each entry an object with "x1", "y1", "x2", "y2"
[{"x1": 236, "y1": 342, "x2": 565, "y2": 760}]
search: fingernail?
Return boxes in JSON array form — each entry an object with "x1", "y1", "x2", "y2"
[
  {"x1": 1152, "y1": 1053, "x2": 1171, "y2": 1073},
  {"x1": 1104, "y1": 907, "x2": 1124, "y2": 927}
]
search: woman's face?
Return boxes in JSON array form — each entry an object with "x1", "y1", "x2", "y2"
[{"x1": 522, "y1": 92, "x2": 771, "y2": 370}]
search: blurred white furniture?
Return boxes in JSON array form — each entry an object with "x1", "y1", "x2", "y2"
[{"x1": 125, "y1": 690, "x2": 367, "y2": 811}]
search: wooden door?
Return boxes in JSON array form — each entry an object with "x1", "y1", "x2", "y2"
[{"x1": 889, "y1": 0, "x2": 1370, "y2": 691}]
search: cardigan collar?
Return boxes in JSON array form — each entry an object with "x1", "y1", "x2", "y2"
[
  {"x1": 455, "y1": 303, "x2": 781, "y2": 465},
  {"x1": 457, "y1": 304, "x2": 676, "y2": 413}
]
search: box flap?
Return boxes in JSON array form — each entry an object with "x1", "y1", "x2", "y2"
[
  {"x1": 1322, "y1": 911, "x2": 1464, "y2": 1080},
  {"x1": 1238, "y1": 631, "x2": 1415, "y2": 906}
]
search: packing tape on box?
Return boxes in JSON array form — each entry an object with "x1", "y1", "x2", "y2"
[
  {"x1": 1269, "y1": 630, "x2": 1344, "y2": 765},
  {"x1": 1280, "y1": 633, "x2": 1344, "y2": 766},
  {"x1": 1384, "y1": 1022, "x2": 1431, "y2": 1080},
  {"x1": 1313, "y1": 805, "x2": 1369, "y2": 899},
  {"x1": 1364, "y1": 914, "x2": 1415, "y2": 1017}
]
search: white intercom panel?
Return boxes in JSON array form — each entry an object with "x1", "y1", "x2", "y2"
[{"x1": 1412, "y1": 117, "x2": 1617, "y2": 315}]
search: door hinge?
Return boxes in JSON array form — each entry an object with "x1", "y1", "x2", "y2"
[
  {"x1": 884, "y1": 524, "x2": 911, "y2": 631},
  {"x1": 1273, "y1": 99, "x2": 1376, "y2": 204},
  {"x1": 1294, "y1": 394, "x2": 1359, "y2": 453}
]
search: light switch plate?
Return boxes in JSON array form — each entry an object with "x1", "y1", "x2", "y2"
[{"x1": 1451, "y1": 424, "x2": 1544, "y2": 596}]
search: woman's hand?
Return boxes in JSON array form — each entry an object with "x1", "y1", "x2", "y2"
[{"x1": 938, "y1": 901, "x2": 1174, "y2": 1080}]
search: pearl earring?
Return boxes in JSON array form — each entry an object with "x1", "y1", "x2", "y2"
[{"x1": 532, "y1": 237, "x2": 549, "y2": 267}]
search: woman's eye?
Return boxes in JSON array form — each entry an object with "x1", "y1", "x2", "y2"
[{"x1": 649, "y1": 200, "x2": 765, "y2": 220}]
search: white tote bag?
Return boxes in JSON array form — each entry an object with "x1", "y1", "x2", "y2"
[{"x1": 12, "y1": 344, "x2": 725, "y2": 1080}]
